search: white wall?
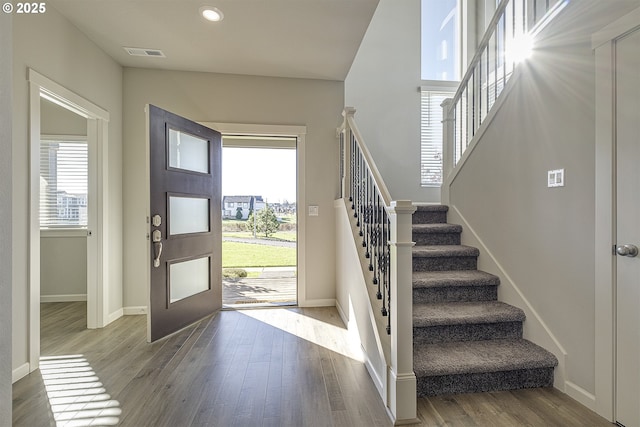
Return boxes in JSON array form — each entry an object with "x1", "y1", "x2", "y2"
[
  {"x1": 12, "y1": 9, "x2": 123, "y2": 373},
  {"x1": 122, "y1": 68, "x2": 343, "y2": 308},
  {"x1": 40, "y1": 236, "x2": 87, "y2": 299},
  {"x1": 447, "y1": 0, "x2": 640, "y2": 398},
  {"x1": 0, "y1": 11, "x2": 13, "y2": 423},
  {"x1": 345, "y1": 0, "x2": 435, "y2": 203}
]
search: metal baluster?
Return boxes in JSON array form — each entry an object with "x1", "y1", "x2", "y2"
[
  {"x1": 350, "y1": 134, "x2": 355, "y2": 207},
  {"x1": 385, "y1": 212, "x2": 391, "y2": 335},
  {"x1": 370, "y1": 191, "x2": 378, "y2": 275},
  {"x1": 363, "y1": 171, "x2": 369, "y2": 251}
]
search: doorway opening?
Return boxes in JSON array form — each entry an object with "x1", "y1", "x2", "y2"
[
  {"x1": 221, "y1": 136, "x2": 298, "y2": 308},
  {"x1": 27, "y1": 69, "x2": 110, "y2": 375}
]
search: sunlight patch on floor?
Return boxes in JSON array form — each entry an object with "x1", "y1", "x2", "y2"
[
  {"x1": 240, "y1": 308, "x2": 365, "y2": 362},
  {"x1": 40, "y1": 355, "x2": 121, "y2": 426}
]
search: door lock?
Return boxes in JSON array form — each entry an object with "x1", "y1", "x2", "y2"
[{"x1": 616, "y1": 244, "x2": 638, "y2": 257}]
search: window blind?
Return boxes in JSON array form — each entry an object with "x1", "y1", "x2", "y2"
[
  {"x1": 40, "y1": 138, "x2": 88, "y2": 228},
  {"x1": 421, "y1": 89, "x2": 454, "y2": 187}
]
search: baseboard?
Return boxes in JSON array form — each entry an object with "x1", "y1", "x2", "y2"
[
  {"x1": 40, "y1": 294, "x2": 87, "y2": 303},
  {"x1": 106, "y1": 308, "x2": 124, "y2": 325},
  {"x1": 565, "y1": 381, "x2": 596, "y2": 411},
  {"x1": 297, "y1": 298, "x2": 336, "y2": 308},
  {"x1": 363, "y1": 344, "x2": 385, "y2": 399},
  {"x1": 335, "y1": 299, "x2": 348, "y2": 327},
  {"x1": 123, "y1": 306, "x2": 147, "y2": 315},
  {"x1": 12, "y1": 363, "x2": 30, "y2": 384},
  {"x1": 448, "y1": 205, "x2": 568, "y2": 387}
]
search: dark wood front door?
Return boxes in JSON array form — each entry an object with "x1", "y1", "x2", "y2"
[{"x1": 148, "y1": 104, "x2": 222, "y2": 342}]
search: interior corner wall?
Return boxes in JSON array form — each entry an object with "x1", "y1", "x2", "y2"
[
  {"x1": 1, "y1": 11, "x2": 13, "y2": 421},
  {"x1": 447, "y1": 0, "x2": 640, "y2": 395},
  {"x1": 122, "y1": 68, "x2": 343, "y2": 308},
  {"x1": 12, "y1": 9, "x2": 123, "y2": 372},
  {"x1": 345, "y1": 0, "x2": 436, "y2": 203}
]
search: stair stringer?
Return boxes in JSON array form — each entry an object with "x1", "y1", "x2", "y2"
[
  {"x1": 334, "y1": 199, "x2": 390, "y2": 403},
  {"x1": 444, "y1": 205, "x2": 583, "y2": 401}
]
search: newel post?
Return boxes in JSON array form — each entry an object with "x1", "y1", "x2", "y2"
[
  {"x1": 388, "y1": 200, "x2": 417, "y2": 423},
  {"x1": 441, "y1": 98, "x2": 454, "y2": 206},
  {"x1": 341, "y1": 107, "x2": 356, "y2": 201}
]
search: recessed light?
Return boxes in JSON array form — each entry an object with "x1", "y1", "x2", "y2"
[{"x1": 200, "y1": 6, "x2": 224, "y2": 22}]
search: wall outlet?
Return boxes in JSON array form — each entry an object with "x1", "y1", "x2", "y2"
[
  {"x1": 548, "y1": 169, "x2": 565, "y2": 187},
  {"x1": 308, "y1": 205, "x2": 319, "y2": 216}
]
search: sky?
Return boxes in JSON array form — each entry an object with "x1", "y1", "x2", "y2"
[{"x1": 221, "y1": 147, "x2": 296, "y2": 204}]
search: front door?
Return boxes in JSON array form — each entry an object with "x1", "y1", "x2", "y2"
[
  {"x1": 615, "y1": 27, "x2": 640, "y2": 427},
  {"x1": 148, "y1": 104, "x2": 222, "y2": 342}
]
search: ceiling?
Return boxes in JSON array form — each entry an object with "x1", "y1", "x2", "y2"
[{"x1": 47, "y1": 0, "x2": 380, "y2": 81}]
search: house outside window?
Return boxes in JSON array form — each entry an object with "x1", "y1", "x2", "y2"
[{"x1": 40, "y1": 137, "x2": 89, "y2": 228}]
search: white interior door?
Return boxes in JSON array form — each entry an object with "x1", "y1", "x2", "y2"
[{"x1": 615, "y1": 26, "x2": 640, "y2": 427}]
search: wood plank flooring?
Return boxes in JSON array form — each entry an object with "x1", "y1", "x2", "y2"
[{"x1": 13, "y1": 302, "x2": 614, "y2": 426}]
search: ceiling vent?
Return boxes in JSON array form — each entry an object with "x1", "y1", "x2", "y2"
[{"x1": 123, "y1": 47, "x2": 166, "y2": 58}]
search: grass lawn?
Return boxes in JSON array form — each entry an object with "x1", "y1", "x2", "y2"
[{"x1": 222, "y1": 241, "x2": 296, "y2": 268}]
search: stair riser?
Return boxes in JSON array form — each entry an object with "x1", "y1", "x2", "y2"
[
  {"x1": 414, "y1": 322, "x2": 523, "y2": 344},
  {"x1": 413, "y1": 256, "x2": 477, "y2": 272},
  {"x1": 413, "y1": 211, "x2": 447, "y2": 225},
  {"x1": 416, "y1": 368, "x2": 555, "y2": 396},
  {"x1": 413, "y1": 285, "x2": 498, "y2": 303},
  {"x1": 413, "y1": 233, "x2": 461, "y2": 246}
]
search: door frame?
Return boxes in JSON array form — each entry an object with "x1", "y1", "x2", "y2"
[
  {"x1": 593, "y1": 7, "x2": 640, "y2": 421},
  {"x1": 28, "y1": 69, "x2": 110, "y2": 372},
  {"x1": 201, "y1": 122, "x2": 308, "y2": 305}
]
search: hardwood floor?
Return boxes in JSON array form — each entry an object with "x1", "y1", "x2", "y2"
[{"x1": 13, "y1": 303, "x2": 614, "y2": 427}]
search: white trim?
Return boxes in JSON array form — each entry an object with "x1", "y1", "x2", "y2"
[
  {"x1": 565, "y1": 380, "x2": 597, "y2": 411},
  {"x1": 40, "y1": 229, "x2": 88, "y2": 238},
  {"x1": 448, "y1": 205, "x2": 568, "y2": 388},
  {"x1": 593, "y1": 9, "x2": 640, "y2": 421},
  {"x1": 124, "y1": 306, "x2": 147, "y2": 315},
  {"x1": 12, "y1": 363, "x2": 30, "y2": 384},
  {"x1": 364, "y1": 347, "x2": 384, "y2": 397},
  {"x1": 592, "y1": 6, "x2": 640, "y2": 49},
  {"x1": 297, "y1": 298, "x2": 335, "y2": 308},
  {"x1": 107, "y1": 308, "x2": 124, "y2": 325},
  {"x1": 28, "y1": 69, "x2": 111, "y2": 373},
  {"x1": 41, "y1": 294, "x2": 87, "y2": 303}
]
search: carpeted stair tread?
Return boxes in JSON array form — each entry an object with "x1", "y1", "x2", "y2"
[
  {"x1": 413, "y1": 223, "x2": 463, "y2": 234},
  {"x1": 413, "y1": 245, "x2": 479, "y2": 258},
  {"x1": 413, "y1": 301, "x2": 525, "y2": 327},
  {"x1": 413, "y1": 270, "x2": 499, "y2": 288},
  {"x1": 413, "y1": 339, "x2": 558, "y2": 377}
]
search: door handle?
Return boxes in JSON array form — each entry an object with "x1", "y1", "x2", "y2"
[
  {"x1": 152, "y1": 229, "x2": 163, "y2": 267},
  {"x1": 153, "y1": 242, "x2": 163, "y2": 267},
  {"x1": 616, "y1": 244, "x2": 638, "y2": 257}
]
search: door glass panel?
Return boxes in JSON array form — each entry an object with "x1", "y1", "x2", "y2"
[
  {"x1": 168, "y1": 129, "x2": 209, "y2": 173},
  {"x1": 169, "y1": 196, "x2": 210, "y2": 235},
  {"x1": 170, "y1": 256, "x2": 210, "y2": 303}
]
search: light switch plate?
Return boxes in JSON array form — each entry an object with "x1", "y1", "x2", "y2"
[
  {"x1": 308, "y1": 205, "x2": 319, "y2": 216},
  {"x1": 548, "y1": 169, "x2": 565, "y2": 187}
]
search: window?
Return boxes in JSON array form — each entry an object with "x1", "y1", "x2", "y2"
[
  {"x1": 420, "y1": 87, "x2": 457, "y2": 187},
  {"x1": 421, "y1": 0, "x2": 460, "y2": 81},
  {"x1": 40, "y1": 137, "x2": 88, "y2": 228},
  {"x1": 421, "y1": 0, "x2": 460, "y2": 187}
]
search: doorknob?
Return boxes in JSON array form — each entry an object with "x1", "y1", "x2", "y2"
[
  {"x1": 152, "y1": 229, "x2": 163, "y2": 267},
  {"x1": 153, "y1": 242, "x2": 163, "y2": 267},
  {"x1": 616, "y1": 244, "x2": 639, "y2": 257}
]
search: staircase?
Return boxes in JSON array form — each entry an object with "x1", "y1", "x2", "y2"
[{"x1": 411, "y1": 205, "x2": 558, "y2": 396}]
